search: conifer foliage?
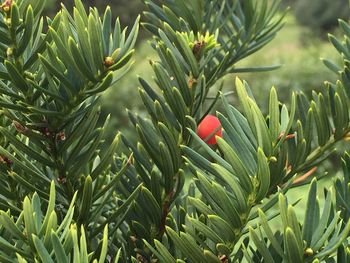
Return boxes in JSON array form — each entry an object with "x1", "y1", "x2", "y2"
[{"x1": 0, "y1": 0, "x2": 350, "y2": 262}]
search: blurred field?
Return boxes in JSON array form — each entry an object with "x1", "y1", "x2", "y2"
[{"x1": 222, "y1": 14, "x2": 340, "y2": 110}]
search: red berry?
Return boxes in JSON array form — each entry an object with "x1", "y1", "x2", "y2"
[{"x1": 197, "y1": 115, "x2": 222, "y2": 145}]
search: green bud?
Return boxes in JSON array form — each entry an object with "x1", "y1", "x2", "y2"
[{"x1": 6, "y1": 47, "x2": 13, "y2": 57}]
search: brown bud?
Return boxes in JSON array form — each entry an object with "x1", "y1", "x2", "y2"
[
  {"x1": 56, "y1": 131, "x2": 66, "y2": 141},
  {"x1": 0, "y1": 155, "x2": 13, "y2": 168},
  {"x1": 188, "y1": 77, "x2": 197, "y2": 89},
  {"x1": 41, "y1": 127, "x2": 50, "y2": 136},
  {"x1": 192, "y1": 40, "x2": 205, "y2": 59},
  {"x1": 12, "y1": 120, "x2": 28, "y2": 134},
  {"x1": 130, "y1": 235, "x2": 137, "y2": 243},
  {"x1": 104, "y1": 56, "x2": 114, "y2": 67},
  {"x1": 1, "y1": 0, "x2": 12, "y2": 12},
  {"x1": 136, "y1": 254, "x2": 147, "y2": 263},
  {"x1": 4, "y1": 157, "x2": 11, "y2": 165},
  {"x1": 219, "y1": 255, "x2": 228, "y2": 263},
  {"x1": 58, "y1": 176, "x2": 67, "y2": 184}
]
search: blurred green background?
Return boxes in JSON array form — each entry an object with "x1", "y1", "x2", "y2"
[
  {"x1": 45, "y1": 0, "x2": 349, "y2": 219},
  {"x1": 44, "y1": 0, "x2": 143, "y2": 28}
]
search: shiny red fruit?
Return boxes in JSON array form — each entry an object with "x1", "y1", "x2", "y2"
[{"x1": 197, "y1": 115, "x2": 222, "y2": 145}]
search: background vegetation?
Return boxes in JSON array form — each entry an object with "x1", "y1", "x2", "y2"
[{"x1": 45, "y1": 0, "x2": 142, "y2": 27}]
